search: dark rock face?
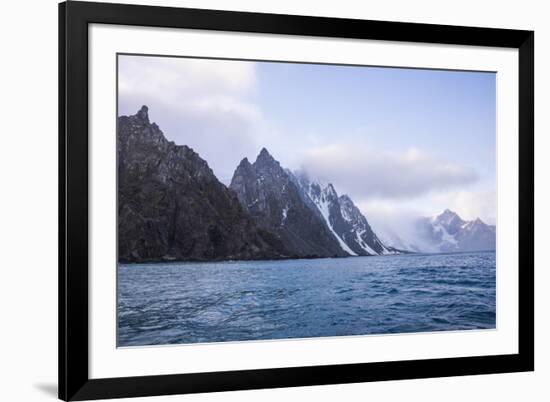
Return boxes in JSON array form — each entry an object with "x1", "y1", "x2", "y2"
[
  {"x1": 117, "y1": 106, "x2": 288, "y2": 262},
  {"x1": 417, "y1": 209, "x2": 496, "y2": 252},
  {"x1": 230, "y1": 149, "x2": 349, "y2": 258},
  {"x1": 118, "y1": 106, "x2": 405, "y2": 262}
]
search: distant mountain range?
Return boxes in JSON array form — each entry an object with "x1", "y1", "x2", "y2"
[
  {"x1": 418, "y1": 209, "x2": 496, "y2": 252},
  {"x1": 377, "y1": 209, "x2": 496, "y2": 253},
  {"x1": 117, "y1": 106, "x2": 495, "y2": 262}
]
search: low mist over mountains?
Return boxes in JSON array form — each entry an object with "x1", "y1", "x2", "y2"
[{"x1": 118, "y1": 106, "x2": 495, "y2": 262}]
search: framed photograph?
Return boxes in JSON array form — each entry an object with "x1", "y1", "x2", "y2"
[{"x1": 59, "y1": 1, "x2": 534, "y2": 400}]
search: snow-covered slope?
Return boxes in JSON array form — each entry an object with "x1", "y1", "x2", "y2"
[
  {"x1": 338, "y1": 195, "x2": 399, "y2": 255},
  {"x1": 300, "y1": 179, "x2": 358, "y2": 256},
  {"x1": 310, "y1": 183, "x2": 358, "y2": 256},
  {"x1": 293, "y1": 172, "x2": 395, "y2": 256}
]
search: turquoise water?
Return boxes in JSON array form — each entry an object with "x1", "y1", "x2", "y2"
[{"x1": 117, "y1": 251, "x2": 496, "y2": 346}]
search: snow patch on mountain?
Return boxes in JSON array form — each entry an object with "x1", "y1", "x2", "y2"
[
  {"x1": 355, "y1": 229, "x2": 377, "y2": 255},
  {"x1": 433, "y1": 223, "x2": 458, "y2": 246},
  {"x1": 313, "y1": 188, "x2": 358, "y2": 256},
  {"x1": 281, "y1": 205, "x2": 289, "y2": 225}
]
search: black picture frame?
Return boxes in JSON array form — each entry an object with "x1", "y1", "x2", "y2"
[{"x1": 59, "y1": 1, "x2": 534, "y2": 400}]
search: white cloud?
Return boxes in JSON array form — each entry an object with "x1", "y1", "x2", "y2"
[
  {"x1": 301, "y1": 144, "x2": 478, "y2": 200},
  {"x1": 355, "y1": 200, "x2": 430, "y2": 252},
  {"x1": 433, "y1": 190, "x2": 496, "y2": 224},
  {"x1": 118, "y1": 55, "x2": 265, "y2": 183},
  {"x1": 119, "y1": 55, "x2": 257, "y2": 101},
  {"x1": 117, "y1": 55, "x2": 491, "y2": 224}
]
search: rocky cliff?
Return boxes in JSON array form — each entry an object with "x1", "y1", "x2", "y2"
[
  {"x1": 117, "y1": 106, "x2": 288, "y2": 262},
  {"x1": 117, "y1": 106, "x2": 488, "y2": 262},
  {"x1": 230, "y1": 149, "x2": 349, "y2": 258}
]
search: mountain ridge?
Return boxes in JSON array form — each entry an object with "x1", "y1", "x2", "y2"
[
  {"x1": 229, "y1": 148, "x2": 350, "y2": 258},
  {"x1": 117, "y1": 106, "x2": 494, "y2": 262},
  {"x1": 117, "y1": 106, "x2": 290, "y2": 262}
]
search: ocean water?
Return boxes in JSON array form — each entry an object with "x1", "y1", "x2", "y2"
[{"x1": 117, "y1": 251, "x2": 495, "y2": 346}]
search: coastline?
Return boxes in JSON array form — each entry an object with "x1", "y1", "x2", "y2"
[{"x1": 116, "y1": 249, "x2": 498, "y2": 266}]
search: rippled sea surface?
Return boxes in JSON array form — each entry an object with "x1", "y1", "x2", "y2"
[{"x1": 117, "y1": 251, "x2": 495, "y2": 346}]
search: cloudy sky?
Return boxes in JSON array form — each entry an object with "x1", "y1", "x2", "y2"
[{"x1": 118, "y1": 54, "x2": 496, "y2": 228}]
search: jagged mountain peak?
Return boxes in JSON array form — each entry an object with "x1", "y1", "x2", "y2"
[
  {"x1": 339, "y1": 194, "x2": 352, "y2": 202},
  {"x1": 434, "y1": 209, "x2": 488, "y2": 227},
  {"x1": 136, "y1": 105, "x2": 149, "y2": 122},
  {"x1": 325, "y1": 183, "x2": 337, "y2": 195},
  {"x1": 413, "y1": 209, "x2": 496, "y2": 253},
  {"x1": 435, "y1": 208, "x2": 460, "y2": 220},
  {"x1": 432, "y1": 208, "x2": 465, "y2": 229},
  {"x1": 236, "y1": 157, "x2": 252, "y2": 169},
  {"x1": 338, "y1": 194, "x2": 355, "y2": 211},
  {"x1": 230, "y1": 149, "x2": 349, "y2": 258},
  {"x1": 255, "y1": 147, "x2": 277, "y2": 164},
  {"x1": 258, "y1": 147, "x2": 270, "y2": 156},
  {"x1": 253, "y1": 148, "x2": 285, "y2": 177}
]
